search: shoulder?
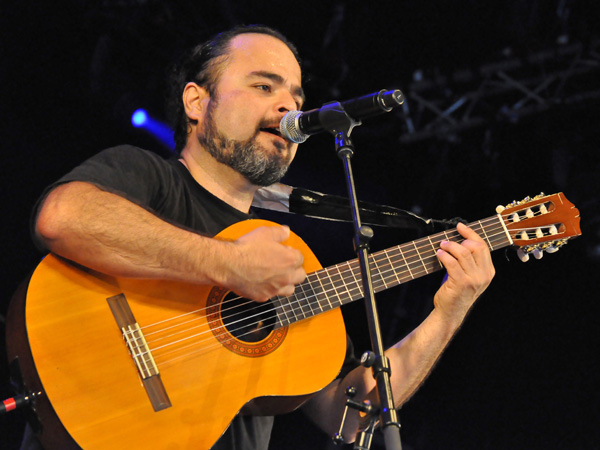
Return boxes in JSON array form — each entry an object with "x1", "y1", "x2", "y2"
[{"x1": 92, "y1": 145, "x2": 171, "y2": 167}]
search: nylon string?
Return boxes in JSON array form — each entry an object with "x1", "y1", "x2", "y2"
[{"x1": 128, "y1": 211, "x2": 552, "y2": 367}]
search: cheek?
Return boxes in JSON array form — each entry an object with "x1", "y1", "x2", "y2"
[{"x1": 213, "y1": 94, "x2": 258, "y2": 137}]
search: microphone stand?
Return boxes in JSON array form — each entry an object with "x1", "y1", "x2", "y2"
[{"x1": 318, "y1": 102, "x2": 402, "y2": 450}]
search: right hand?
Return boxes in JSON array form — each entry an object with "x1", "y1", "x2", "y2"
[{"x1": 224, "y1": 225, "x2": 307, "y2": 302}]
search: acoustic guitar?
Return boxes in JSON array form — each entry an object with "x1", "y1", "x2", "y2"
[{"x1": 6, "y1": 193, "x2": 581, "y2": 449}]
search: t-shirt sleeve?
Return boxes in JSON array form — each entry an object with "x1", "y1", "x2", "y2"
[
  {"x1": 50, "y1": 146, "x2": 169, "y2": 204},
  {"x1": 337, "y1": 335, "x2": 361, "y2": 379},
  {"x1": 30, "y1": 145, "x2": 173, "y2": 249}
]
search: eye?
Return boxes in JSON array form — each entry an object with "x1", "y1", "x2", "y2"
[{"x1": 256, "y1": 84, "x2": 272, "y2": 92}]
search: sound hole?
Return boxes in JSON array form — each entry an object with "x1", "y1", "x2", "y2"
[{"x1": 221, "y1": 293, "x2": 276, "y2": 343}]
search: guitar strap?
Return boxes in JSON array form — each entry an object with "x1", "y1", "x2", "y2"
[{"x1": 253, "y1": 184, "x2": 463, "y2": 233}]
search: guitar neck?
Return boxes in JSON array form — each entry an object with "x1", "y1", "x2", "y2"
[{"x1": 274, "y1": 215, "x2": 510, "y2": 327}]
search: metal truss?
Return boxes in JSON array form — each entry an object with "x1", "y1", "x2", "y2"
[{"x1": 398, "y1": 37, "x2": 600, "y2": 144}]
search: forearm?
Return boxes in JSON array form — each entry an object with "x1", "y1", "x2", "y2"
[
  {"x1": 382, "y1": 306, "x2": 462, "y2": 404},
  {"x1": 35, "y1": 181, "x2": 231, "y2": 285},
  {"x1": 304, "y1": 306, "x2": 463, "y2": 441}
]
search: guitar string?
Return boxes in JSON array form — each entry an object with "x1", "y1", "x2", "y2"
[
  {"x1": 149, "y1": 227, "x2": 548, "y2": 367},
  {"x1": 143, "y1": 216, "x2": 549, "y2": 357},
  {"x1": 142, "y1": 218, "x2": 537, "y2": 365},
  {"x1": 130, "y1": 208, "x2": 557, "y2": 365},
  {"x1": 140, "y1": 214, "x2": 500, "y2": 334},
  {"x1": 146, "y1": 230, "x2": 475, "y2": 358},
  {"x1": 142, "y1": 219, "x2": 496, "y2": 344},
  {"x1": 144, "y1": 210, "x2": 545, "y2": 339},
  {"x1": 148, "y1": 223, "x2": 522, "y2": 366}
]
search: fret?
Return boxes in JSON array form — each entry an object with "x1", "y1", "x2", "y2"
[
  {"x1": 312, "y1": 271, "x2": 329, "y2": 312},
  {"x1": 301, "y1": 273, "x2": 318, "y2": 317},
  {"x1": 283, "y1": 293, "x2": 299, "y2": 323},
  {"x1": 336, "y1": 261, "x2": 360, "y2": 304},
  {"x1": 428, "y1": 235, "x2": 444, "y2": 271},
  {"x1": 295, "y1": 279, "x2": 312, "y2": 314},
  {"x1": 272, "y1": 297, "x2": 291, "y2": 327},
  {"x1": 412, "y1": 240, "x2": 427, "y2": 275},
  {"x1": 297, "y1": 274, "x2": 319, "y2": 318},
  {"x1": 381, "y1": 248, "x2": 402, "y2": 287},
  {"x1": 347, "y1": 260, "x2": 364, "y2": 302},
  {"x1": 387, "y1": 246, "x2": 412, "y2": 285},
  {"x1": 398, "y1": 243, "x2": 415, "y2": 280},
  {"x1": 369, "y1": 252, "x2": 388, "y2": 290},
  {"x1": 475, "y1": 220, "x2": 493, "y2": 250},
  {"x1": 327, "y1": 265, "x2": 346, "y2": 308},
  {"x1": 442, "y1": 230, "x2": 454, "y2": 243}
]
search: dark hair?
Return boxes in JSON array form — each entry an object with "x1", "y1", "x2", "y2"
[{"x1": 167, "y1": 25, "x2": 302, "y2": 152}]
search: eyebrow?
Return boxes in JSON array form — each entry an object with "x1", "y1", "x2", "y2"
[{"x1": 248, "y1": 70, "x2": 306, "y2": 107}]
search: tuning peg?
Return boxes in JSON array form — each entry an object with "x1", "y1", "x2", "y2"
[
  {"x1": 533, "y1": 248, "x2": 544, "y2": 259},
  {"x1": 495, "y1": 205, "x2": 506, "y2": 213},
  {"x1": 517, "y1": 248, "x2": 530, "y2": 262},
  {"x1": 545, "y1": 245, "x2": 559, "y2": 254}
]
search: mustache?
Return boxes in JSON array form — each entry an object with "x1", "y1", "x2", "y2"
[{"x1": 257, "y1": 117, "x2": 282, "y2": 130}]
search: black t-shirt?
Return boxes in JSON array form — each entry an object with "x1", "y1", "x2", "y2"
[{"x1": 31, "y1": 145, "x2": 360, "y2": 450}]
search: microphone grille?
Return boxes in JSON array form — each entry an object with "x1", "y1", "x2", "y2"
[{"x1": 280, "y1": 111, "x2": 309, "y2": 144}]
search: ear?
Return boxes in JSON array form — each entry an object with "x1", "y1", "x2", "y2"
[{"x1": 182, "y1": 82, "x2": 210, "y2": 122}]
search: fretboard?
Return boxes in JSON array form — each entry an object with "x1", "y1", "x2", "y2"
[{"x1": 273, "y1": 215, "x2": 511, "y2": 327}]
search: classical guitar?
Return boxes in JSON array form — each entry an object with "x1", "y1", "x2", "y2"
[{"x1": 6, "y1": 193, "x2": 581, "y2": 449}]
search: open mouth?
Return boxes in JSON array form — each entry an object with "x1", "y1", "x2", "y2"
[{"x1": 260, "y1": 127, "x2": 284, "y2": 139}]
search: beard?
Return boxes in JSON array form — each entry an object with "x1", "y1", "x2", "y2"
[{"x1": 197, "y1": 100, "x2": 292, "y2": 187}]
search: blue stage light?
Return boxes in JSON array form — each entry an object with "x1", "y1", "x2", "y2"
[
  {"x1": 130, "y1": 108, "x2": 175, "y2": 151},
  {"x1": 131, "y1": 109, "x2": 148, "y2": 127}
]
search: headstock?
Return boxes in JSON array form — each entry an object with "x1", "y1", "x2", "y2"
[{"x1": 497, "y1": 193, "x2": 581, "y2": 261}]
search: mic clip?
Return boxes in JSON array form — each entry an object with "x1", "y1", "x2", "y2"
[
  {"x1": 332, "y1": 386, "x2": 377, "y2": 446},
  {"x1": 319, "y1": 101, "x2": 362, "y2": 138}
]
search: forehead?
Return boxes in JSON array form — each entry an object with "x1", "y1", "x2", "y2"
[{"x1": 223, "y1": 33, "x2": 302, "y2": 86}]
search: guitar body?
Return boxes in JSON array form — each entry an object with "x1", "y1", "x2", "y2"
[{"x1": 7, "y1": 220, "x2": 347, "y2": 449}]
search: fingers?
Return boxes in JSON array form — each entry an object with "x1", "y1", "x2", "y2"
[
  {"x1": 230, "y1": 225, "x2": 307, "y2": 302},
  {"x1": 268, "y1": 225, "x2": 305, "y2": 268},
  {"x1": 269, "y1": 224, "x2": 291, "y2": 242},
  {"x1": 436, "y1": 223, "x2": 495, "y2": 290},
  {"x1": 438, "y1": 223, "x2": 489, "y2": 267}
]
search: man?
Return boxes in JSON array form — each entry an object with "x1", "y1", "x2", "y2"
[{"x1": 32, "y1": 25, "x2": 495, "y2": 449}]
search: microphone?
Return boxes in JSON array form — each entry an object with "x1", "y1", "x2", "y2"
[{"x1": 280, "y1": 89, "x2": 404, "y2": 143}]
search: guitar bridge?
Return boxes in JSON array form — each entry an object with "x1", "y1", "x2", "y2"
[{"x1": 107, "y1": 294, "x2": 171, "y2": 412}]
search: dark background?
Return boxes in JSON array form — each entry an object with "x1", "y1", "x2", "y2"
[{"x1": 1, "y1": 1, "x2": 599, "y2": 449}]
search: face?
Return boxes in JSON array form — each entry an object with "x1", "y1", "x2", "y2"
[{"x1": 196, "y1": 33, "x2": 304, "y2": 186}]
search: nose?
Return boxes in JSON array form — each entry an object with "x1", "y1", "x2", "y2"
[{"x1": 276, "y1": 89, "x2": 299, "y2": 115}]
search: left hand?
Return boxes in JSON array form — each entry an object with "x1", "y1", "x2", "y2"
[{"x1": 434, "y1": 222, "x2": 496, "y2": 324}]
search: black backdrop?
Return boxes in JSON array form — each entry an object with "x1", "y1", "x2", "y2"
[{"x1": 1, "y1": 2, "x2": 599, "y2": 449}]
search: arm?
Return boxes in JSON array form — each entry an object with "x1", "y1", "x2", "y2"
[
  {"x1": 35, "y1": 181, "x2": 306, "y2": 302},
  {"x1": 302, "y1": 222, "x2": 495, "y2": 441}
]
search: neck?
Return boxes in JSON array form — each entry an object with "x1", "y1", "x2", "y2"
[{"x1": 179, "y1": 147, "x2": 258, "y2": 213}]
